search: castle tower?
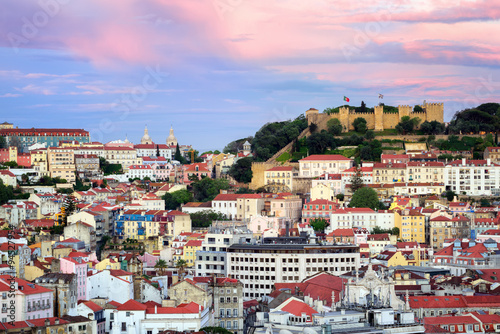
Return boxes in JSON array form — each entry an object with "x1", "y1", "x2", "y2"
[
  {"x1": 166, "y1": 126, "x2": 178, "y2": 147},
  {"x1": 423, "y1": 102, "x2": 444, "y2": 123},
  {"x1": 339, "y1": 106, "x2": 350, "y2": 132},
  {"x1": 242, "y1": 140, "x2": 251, "y2": 155},
  {"x1": 398, "y1": 105, "x2": 412, "y2": 121},
  {"x1": 305, "y1": 108, "x2": 319, "y2": 126},
  {"x1": 141, "y1": 125, "x2": 153, "y2": 145},
  {"x1": 374, "y1": 105, "x2": 384, "y2": 132}
]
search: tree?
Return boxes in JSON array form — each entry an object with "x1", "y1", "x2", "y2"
[
  {"x1": 163, "y1": 189, "x2": 193, "y2": 210},
  {"x1": 391, "y1": 227, "x2": 400, "y2": 236},
  {"x1": 190, "y1": 210, "x2": 229, "y2": 228},
  {"x1": 174, "y1": 144, "x2": 185, "y2": 164},
  {"x1": 156, "y1": 145, "x2": 160, "y2": 157},
  {"x1": 349, "y1": 166, "x2": 364, "y2": 193},
  {"x1": 349, "y1": 187, "x2": 380, "y2": 210},
  {"x1": 336, "y1": 193, "x2": 344, "y2": 201},
  {"x1": 306, "y1": 131, "x2": 335, "y2": 155},
  {"x1": 228, "y1": 157, "x2": 253, "y2": 183},
  {"x1": 327, "y1": 118, "x2": 343, "y2": 135},
  {"x1": 176, "y1": 259, "x2": 188, "y2": 278},
  {"x1": 309, "y1": 123, "x2": 318, "y2": 133},
  {"x1": 360, "y1": 101, "x2": 367, "y2": 113},
  {"x1": 396, "y1": 116, "x2": 421, "y2": 135},
  {"x1": 191, "y1": 177, "x2": 230, "y2": 202},
  {"x1": 352, "y1": 117, "x2": 367, "y2": 133},
  {"x1": 154, "y1": 259, "x2": 168, "y2": 276},
  {"x1": 200, "y1": 327, "x2": 233, "y2": 334},
  {"x1": 364, "y1": 130, "x2": 375, "y2": 141},
  {"x1": 444, "y1": 190, "x2": 456, "y2": 202},
  {"x1": 309, "y1": 218, "x2": 328, "y2": 232},
  {"x1": 63, "y1": 195, "x2": 77, "y2": 217},
  {"x1": 480, "y1": 198, "x2": 491, "y2": 207}
]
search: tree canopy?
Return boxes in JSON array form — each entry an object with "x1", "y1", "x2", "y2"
[
  {"x1": 352, "y1": 117, "x2": 367, "y2": 133},
  {"x1": 395, "y1": 116, "x2": 421, "y2": 134},
  {"x1": 163, "y1": 189, "x2": 193, "y2": 210},
  {"x1": 228, "y1": 157, "x2": 253, "y2": 183},
  {"x1": 349, "y1": 187, "x2": 382, "y2": 210},
  {"x1": 327, "y1": 118, "x2": 343, "y2": 135},
  {"x1": 191, "y1": 177, "x2": 230, "y2": 202},
  {"x1": 309, "y1": 218, "x2": 328, "y2": 232}
]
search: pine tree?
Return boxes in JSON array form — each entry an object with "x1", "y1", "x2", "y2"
[
  {"x1": 156, "y1": 145, "x2": 160, "y2": 157},
  {"x1": 174, "y1": 144, "x2": 184, "y2": 163},
  {"x1": 350, "y1": 166, "x2": 364, "y2": 193}
]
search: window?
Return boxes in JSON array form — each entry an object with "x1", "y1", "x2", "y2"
[
  {"x1": 110, "y1": 313, "x2": 114, "y2": 320},
  {"x1": 233, "y1": 309, "x2": 238, "y2": 317},
  {"x1": 147, "y1": 331, "x2": 153, "y2": 334},
  {"x1": 450, "y1": 325, "x2": 454, "y2": 331},
  {"x1": 121, "y1": 323, "x2": 126, "y2": 331}
]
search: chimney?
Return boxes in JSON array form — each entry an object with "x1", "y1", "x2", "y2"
[
  {"x1": 286, "y1": 222, "x2": 290, "y2": 237},
  {"x1": 155, "y1": 305, "x2": 157, "y2": 313},
  {"x1": 45, "y1": 319, "x2": 50, "y2": 326},
  {"x1": 487, "y1": 158, "x2": 491, "y2": 166},
  {"x1": 462, "y1": 158, "x2": 466, "y2": 166}
]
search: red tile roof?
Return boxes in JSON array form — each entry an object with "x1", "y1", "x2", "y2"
[
  {"x1": 281, "y1": 299, "x2": 317, "y2": 320},
  {"x1": 117, "y1": 299, "x2": 148, "y2": 311},
  {"x1": 80, "y1": 300, "x2": 104, "y2": 312}
]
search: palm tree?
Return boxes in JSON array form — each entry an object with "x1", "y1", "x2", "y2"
[
  {"x1": 175, "y1": 259, "x2": 187, "y2": 279},
  {"x1": 154, "y1": 259, "x2": 168, "y2": 276}
]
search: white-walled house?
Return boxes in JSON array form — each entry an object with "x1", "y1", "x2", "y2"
[
  {"x1": 87, "y1": 269, "x2": 134, "y2": 304},
  {"x1": 211, "y1": 194, "x2": 240, "y2": 219}
]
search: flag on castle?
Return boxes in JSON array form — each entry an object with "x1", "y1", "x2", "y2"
[
  {"x1": 379, "y1": 93, "x2": 384, "y2": 99},
  {"x1": 343, "y1": 96, "x2": 350, "y2": 102}
]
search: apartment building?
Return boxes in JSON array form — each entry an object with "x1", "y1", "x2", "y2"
[
  {"x1": 429, "y1": 215, "x2": 470, "y2": 250},
  {"x1": 227, "y1": 243, "x2": 359, "y2": 299},
  {"x1": 214, "y1": 278, "x2": 244, "y2": 334},
  {"x1": 196, "y1": 222, "x2": 253, "y2": 277},
  {"x1": 373, "y1": 162, "x2": 406, "y2": 184},
  {"x1": 444, "y1": 158, "x2": 500, "y2": 196},
  {"x1": 299, "y1": 155, "x2": 353, "y2": 178},
  {"x1": 395, "y1": 210, "x2": 426, "y2": 243},
  {"x1": 47, "y1": 147, "x2": 76, "y2": 184}
]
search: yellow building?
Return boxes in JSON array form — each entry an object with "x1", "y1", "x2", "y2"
[
  {"x1": 429, "y1": 215, "x2": 470, "y2": 250},
  {"x1": 264, "y1": 166, "x2": 296, "y2": 192},
  {"x1": 407, "y1": 162, "x2": 444, "y2": 183},
  {"x1": 30, "y1": 149, "x2": 50, "y2": 177},
  {"x1": 95, "y1": 258, "x2": 121, "y2": 271},
  {"x1": 170, "y1": 279, "x2": 212, "y2": 307},
  {"x1": 47, "y1": 147, "x2": 76, "y2": 184},
  {"x1": 182, "y1": 240, "x2": 202, "y2": 267},
  {"x1": 395, "y1": 210, "x2": 426, "y2": 243},
  {"x1": 374, "y1": 250, "x2": 409, "y2": 267},
  {"x1": 373, "y1": 162, "x2": 407, "y2": 184}
]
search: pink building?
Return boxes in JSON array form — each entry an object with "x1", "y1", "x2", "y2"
[
  {"x1": 0, "y1": 275, "x2": 54, "y2": 321},
  {"x1": 152, "y1": 163, "x2": 173, "y2": 181},
  {"x1": 138, "y1": 252, "x2": 160, "y2": 268},
  {"x1": 60, "y1": 257, "x2": 88, "y2": 301},
  {"x1": 183, "y1": 163, "x2": 211, "y2": 183}
]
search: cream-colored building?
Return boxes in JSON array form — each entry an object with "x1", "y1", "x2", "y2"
[
  {"x1": 103, "y1": 147, "x2": 141, "y2": 171},
  {"x1": 264, "y1": 166, "x2": 296, "y2": 190},
  {"x1": 169, "y1": 279, "x2": 212, "y2": 309},
  {"x1": 407, "y1": 162, "x2": 444, "y2": 183},
  {"x1": 311, "y1": 183, "x2": 336, "y2": 201},
  {"x1": 47, "y1": 147, "x2": 76, "y2": 183},
  {"x1": 95, "y1": 258, "x2": 121, "y2": 271},
  {"x1": 236, "y1": 194, "x2": 265, "y2": 221},
  {"x1": 299, "y1": 155, "x2": 353, "y2": 178},
  {"x1": 373, "y1": 162, "x2": 406, "y2": 184},
  {"x1": 269, "y1": 194, "x2": 302, "y2": 222}
]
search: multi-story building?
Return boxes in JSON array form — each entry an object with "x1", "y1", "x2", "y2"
[
  {"x1": 264, "y1": 166, "x2": 296, "y2": 191},
  {"x1": 59, "y1": 257, "x2": 87, "y2": 301},
  {"x1": 34, "y1": 273, "x2": 77, "y2": 317},
  {"x1": 430, "y1": 215, "x2": 470, "y2": 250},
  {"x1": 301, "y1": 199, "x2": 339, "y2": 224},
  {"x1": 298, "y1": 155, "x2": 353, "y2": 178},
  {"x1": 310, "y1": 173, "x2": 342, "y2": 201},
  {"x1": 381, "y1": 154, "x2": 410, "y2": 164},
  {"x1": 0, "y1": 275, "x2": 54, "y2": 321},
  {"x1": 75, "y1": 154, "x2": 100, "y2": 179},
  {"x1": 341, "y1": 166, "x2": 373, "y2": 192},
  {"x1": 126, "y1": 165, "x2": 155, "y2": 181},
  {"x1": 445, "y1": 159, "x2": 500, "y2": 196},
  {"x1": 227, "y1": 243, "x2": 360, "y2": 299},
  {"x1": 212, "y1": 194, "x2": 240, "y2": 220},
  {"x1": 196, "y1": 222, "x2": 253, "y2": 277},
  {"x1": 0, "y1": 128, "x2": 90, "y2": 152},
  {"x1": 395, "y1": 209, "x2": 426, "y2": 243},
  {"x1": 214, "y1": 278, "x2": 244, "y2": 334},
  {"x1": 134, "y1": 143, "x2": 173, "y2": 160},
  {"x1": 236, "y1": 194, "x2": 265, "y2": 221},
  {"x1": 267, "y1": 194, "x2": 302, "y2": 222},
  {"x1": 484, "y1": 146, "x2": 500, "y2": 163},
  {"x1": 327, "y1": 208, "x2": 395, "y2": 232},
  {"x1": 373, "y1": 162, "x2": 407, "y2": 184},
  {"x1": 406, "y1": 161, "x2": 444, "y2": 183},
  {"x1": 114, "y1": 210, "x2": 160, "y2": 241},
  {"x1": 47, "y1": 147, "x2": 76, "y2": 184},
  {"x1": 103, "y1": 147, "x2": 140, "y2": 171},
  {"x1": 30, "y1": 148, "x2": 49, "y2": 178}
]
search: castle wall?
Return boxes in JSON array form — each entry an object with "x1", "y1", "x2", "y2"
[{"x1": 307, "y1": 103, "x2": 444, "y2": 133}]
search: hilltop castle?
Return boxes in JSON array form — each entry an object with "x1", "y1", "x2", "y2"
[{"x1": 305, "y1": 102, "x2": 444, "y2": 132}]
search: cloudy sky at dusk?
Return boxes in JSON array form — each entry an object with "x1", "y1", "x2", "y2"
[{"x1": 1, "y1": 0, "x2": 499, "y2": 151}]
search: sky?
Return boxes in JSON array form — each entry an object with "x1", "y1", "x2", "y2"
[{"x1": 1, "y1": 0, "x2": 500, "y2": 152}]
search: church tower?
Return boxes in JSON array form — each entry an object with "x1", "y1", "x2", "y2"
[
  {"x1": 166, "y1": 126, "x2": 178, "y2": 147},
  {"x1": 141, "y1": 125, "x2": 153, "y2": 144}
]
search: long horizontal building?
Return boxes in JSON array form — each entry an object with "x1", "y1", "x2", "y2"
[
  {"x1": 0, "y1": 128, "x2": 90, "y2": 152},
  {"x1": 227, "y1": 243, "x2": 359, "y2": 299}
]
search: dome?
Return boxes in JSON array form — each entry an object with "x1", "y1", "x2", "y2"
[
  {"x1": 166, "y1": 126, "x2": 177, "y2": 147},
  {"x1": 141, "y1": 125, "x2": 153, "y2": 144}
]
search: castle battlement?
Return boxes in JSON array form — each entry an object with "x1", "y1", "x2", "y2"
[{"x1": 305, "y1": 102, "x2": 444, "y2": 133}]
